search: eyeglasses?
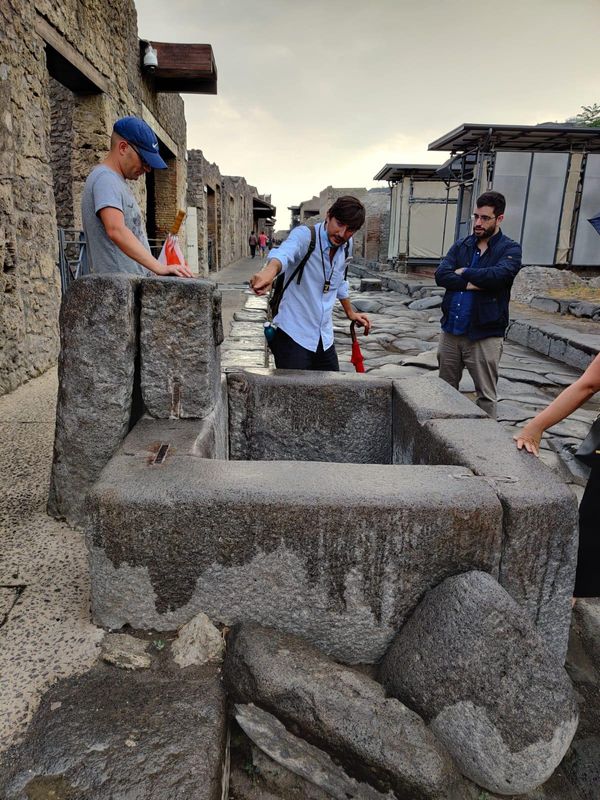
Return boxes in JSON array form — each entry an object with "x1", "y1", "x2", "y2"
[
  {"x1": 472, "y1": 213, "x2": 496, "y2": 223},
  {"x1": 127, "y1": 141, "x2": 149, "y2": 168}
]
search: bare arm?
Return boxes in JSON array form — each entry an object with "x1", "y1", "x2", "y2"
[
  {"x1": 514, "y1": 353, "x2": 600, "y2": 455},
  {"x1": 250, "y1": 258, "x2": 282, "y2": 295},
  {"x1": 339, "y1": 297, "x2": 371, "y2": 334},
  {"x1": 99, "y1": 207, "x2": 192, "y2": 278}
]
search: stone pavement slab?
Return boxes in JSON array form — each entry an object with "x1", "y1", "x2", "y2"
[
  {"x1": 0, "y1": 658, "x2": 227, "y2": 800},
  {"x1": 0, "y1": 368, "x2": 103, "y2": 754}
]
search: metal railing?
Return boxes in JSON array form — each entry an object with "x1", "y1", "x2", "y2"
[{"x1": 57, "y1": 228, "x2": 87, "y2": 295}]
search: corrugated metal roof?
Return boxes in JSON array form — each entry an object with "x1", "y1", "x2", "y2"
[{"x1": 428, "y1": 123, "x2": 600, "y2": 153}]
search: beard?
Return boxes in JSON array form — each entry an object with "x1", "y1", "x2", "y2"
[{"x1": 474, "y1": 226, "x2": 494, "y2": 240}]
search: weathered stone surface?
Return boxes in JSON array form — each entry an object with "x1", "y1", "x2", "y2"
[
  {"x1": 573, "y1": 599, "x2": 600, "y2": 668},
  {"x1": 530, "y1": 296, "x2": 561, "y2": 314},
  {"x1": 86, "y1": 437, "x2": 502, "y2": 662},
  {"x1": 506, "y1": 319, "x2": 597, "y2": 371},
  {"x1": 352, "y1": 298, "x2": 384, "y2": 312},
  {"x1": 47, "y1": 274, "x2": 139, "y2": 525},
  {"x1": 399, "y1": 413, "x2": 578, "y2": 661},
  {"x1": 379, "y1": 571, "x2": 579, "y2": 796},
  {"x1": 0, "y1": 661, "x2": 228, "y2": 800},
  {"x1": 408, "y1": 296, "x2": 442, "y2": 310},
  {"x1": 393, "y1": 376, "x2": 486, "y2": 464},
  {"x1": 140, "y1": 277, "x2": 223, "y2": 419},
  {"x1": 360, "y1": 278, "x2": 383, "y2": 292},
  {"x1": 234, "y1": 704, "x2": 395, "y2": 800},
  {"x1": 225, "y1": 624, "x2": 465, "y2": 799},
  {"x1": 101, "y1": 633, "x2": 151, "y2": 670},
  {"x1": 568, "y1": 300, "x2": 600, "y2": 319},
  {"x1": 172, "y1": 611, "x2": 224, "y2": 667},
  {"x1": 227, "y1": 369, "x2": 393, "y2": 463}
]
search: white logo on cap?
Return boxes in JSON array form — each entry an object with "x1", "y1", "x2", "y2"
[{"x1": 153, "y1": 142, "x2": 158, "y2": 149}]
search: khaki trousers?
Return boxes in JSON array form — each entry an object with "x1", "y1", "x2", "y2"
[{"x1": 437, "y1": 331, "x2": 503, "y2": 418}]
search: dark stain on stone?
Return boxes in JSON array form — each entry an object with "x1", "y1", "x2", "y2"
[
  {"x1": 25, "y1": 775, "x2": 77, "y2": 799},
  {"x1": 0, "y1": 584, "x2": 26, "y2": 628}
]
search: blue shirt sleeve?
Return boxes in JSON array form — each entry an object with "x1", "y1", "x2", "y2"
[{"x1": 268, "y1": 226, "x2": 312, "y2": 274}]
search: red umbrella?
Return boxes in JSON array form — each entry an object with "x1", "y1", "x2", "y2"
[{"x1": 350, "y1": 321, "x2": 365, "y2": 373}]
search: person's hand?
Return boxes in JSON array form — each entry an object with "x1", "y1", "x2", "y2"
[
  {"x1": 165, "y1": 261, "x2": 193, "y2": 278},
  {"x1": 250, "y1": 270, "x2": 274, "y2": 296},
  {"x1": 466, "y1": 282, "x2": 482, "y2": 290},
  {"x1": 455, "y1": 267, "x2": 466, "y2": 275},
  {"x1": 350, "y1": 311, "x2": 371, "y2": 335},
  {"x1": 514, "y1": 424, "x2": 543, "y2": 456}
]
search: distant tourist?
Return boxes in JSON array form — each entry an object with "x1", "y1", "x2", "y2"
[
  {"x1": 248, "y1": 231, "x2": 258, "y2": 258},
  {"x1": 250, "y1": 195, "x2": 371, "y2": 370},
  {"x1": 81, "y1": 116, "x2": 192, "y2": 278},
  {"x1": 258, "y1": 231, "x2": 268, "y2": 257},
  {"x1": 514, "y1": 353, "x2": 600, "y2": 599},
  {"x1": 435, "y1": 191, "x2": 521, "y2": 418}
]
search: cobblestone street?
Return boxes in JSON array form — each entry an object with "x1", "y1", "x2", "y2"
[{"x1": 1, "y1": 261, "x2": 599, "y2": 783}]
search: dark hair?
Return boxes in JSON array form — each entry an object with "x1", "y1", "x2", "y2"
[
  {"x1": 476, "y1": 191, "x2": 505, "y2": 216},
  {"x1": 327, "y1": 195, "x2": 366, "y2": 230}
]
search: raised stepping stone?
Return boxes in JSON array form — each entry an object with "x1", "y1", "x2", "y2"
[
  {"x1": 360, "y1": 278, "x2": 383, "y2": 292},
  {"x1": 225, "y1": 624, "x2": 465, "y2": 799},
  {"x1": 379, "y1": 571, "x2": 578, "y2": 796},
  {"x1": 0, "y1": 661, "x2": 228, "y2": 800}
]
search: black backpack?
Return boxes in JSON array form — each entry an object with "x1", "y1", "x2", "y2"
[{"x1": 268, "y1": 226, "x2": 350, "y2": 318}]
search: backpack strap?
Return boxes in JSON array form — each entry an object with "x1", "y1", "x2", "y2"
[
  {"x1": 280, "y1": 225, "x2": 316, "y2": 295},
  {"x1": 344, "y1": 238, "x2": 351, "y2": 280}
]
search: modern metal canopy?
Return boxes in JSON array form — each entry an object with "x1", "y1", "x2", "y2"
[{"x1": 428, "y1": 123, "x2": 600, "y2": 154}]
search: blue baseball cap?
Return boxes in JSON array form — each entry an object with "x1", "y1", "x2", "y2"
[{"x1": 113, "y1": 116, "x2": 168, "y2": 169}]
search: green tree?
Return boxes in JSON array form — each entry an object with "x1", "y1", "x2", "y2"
[{"x1": 569, "y1": 103, "x2": 600, "y2": 127}]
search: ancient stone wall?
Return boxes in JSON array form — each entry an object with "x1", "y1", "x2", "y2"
[
  {"x1": 1, "y1": 0, "x2": 61, "y2": 394},
  {"x1": 187, "y1": 150, "x2": 265, "y2": 275},
  {"x1": 1, "y1": 0, "x2": 188, "y2": 395}
]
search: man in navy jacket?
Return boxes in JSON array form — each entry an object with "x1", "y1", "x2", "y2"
[{"x1": 435, "y1": 191, "x2": 521, "y2": 418}]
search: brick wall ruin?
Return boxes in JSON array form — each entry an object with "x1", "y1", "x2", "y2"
[
  {"x1": 187, "y1": 149, "x2": 269, "y2": 275},
  {"x1": 0, "y1": 0, "x2": 188, "y2": 395}
]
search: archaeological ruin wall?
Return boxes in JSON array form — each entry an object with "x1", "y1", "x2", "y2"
[
  {"x1": 1, "y1": 0, "x2": 187, "y2": 395},
  {"x1": 49, "y1": 275, "x2": 578, "y2": 668}
]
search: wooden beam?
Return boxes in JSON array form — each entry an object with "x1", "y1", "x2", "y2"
[{"x1": 35, "y1": 15, "x2": 109, "y2": 94}]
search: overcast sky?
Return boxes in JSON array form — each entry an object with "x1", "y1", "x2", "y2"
[{"x1": 134, "y1": 0, "x2": 600, "y2": 229}]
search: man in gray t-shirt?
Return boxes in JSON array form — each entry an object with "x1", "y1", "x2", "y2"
[{"x1": 81, "y1": 116, "x2": 192, "y2": 279}]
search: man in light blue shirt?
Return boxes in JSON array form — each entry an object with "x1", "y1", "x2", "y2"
[{"x1": 250, "y1": 196, "x2": 371, "y2": 370}]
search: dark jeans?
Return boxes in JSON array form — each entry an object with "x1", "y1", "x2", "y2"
[
  {"x1": 250, "y1": 245, "x2": 257, "y2": 258},
  {"x1": 270, "y1": 328, "x2": 339, "y2": 371}
]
